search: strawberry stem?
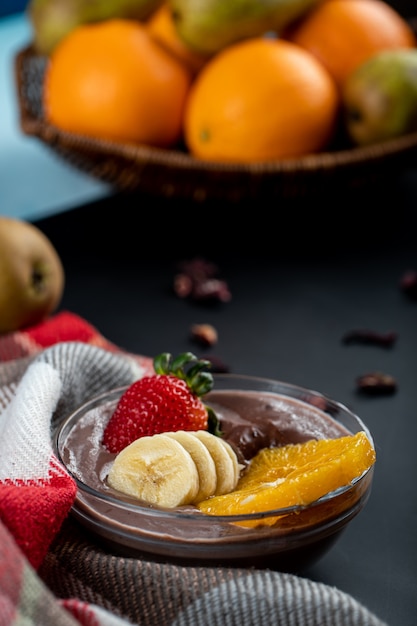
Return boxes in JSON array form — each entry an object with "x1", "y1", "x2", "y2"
[
  {"x1": 153, "y1": 352, "x2": 172, "y2": 374},
  {"x1": 171, "y1": 352, "x2": 199, "y2": 376},
  {"x1": 207, "y1": 406, "x2": 223, "y2": 437},
  {"x1": 153, "y1": 352, "x2": 213, "y2": 396},
  {"x1": 154, "y1": 352, "x2": 222, "y2": 437}
]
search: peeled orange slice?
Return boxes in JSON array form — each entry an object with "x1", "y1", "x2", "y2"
[{"x1": 197, "y1": 431, "x2": 375, "y2": 526}]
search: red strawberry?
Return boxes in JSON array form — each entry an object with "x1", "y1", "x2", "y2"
[{"x1": 102, "y1": 352, "x2": 219, "y2": 453}]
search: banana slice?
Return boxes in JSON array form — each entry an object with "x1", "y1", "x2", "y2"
[
  {"x1": 165, "y1": 430, "x2": 217, "y2": 502},
  {"x1": 217, "y1": 437, "x2": 244, "y2": 486},
  {"x1": 192, "y1": 430, "x2": 238, "y2": 495},
  {"x1": 107, "y1": 434, "x2": 199, "y2": 507}
]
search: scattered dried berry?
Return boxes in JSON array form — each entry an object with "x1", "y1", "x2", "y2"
[
  {"x1": 400, "y1": 270, "x2": 417, "y2": 300},
  {"x1": 356, "y1": 372, "x2": 397, "y2": 395},
  {"x1": 174, "y1": 257, "x2": 231, "y2": 304},
  {"x1": 178, "y1": 258, "x2": 219, "y2": 281},
  {"x1": 190, "y1": 323, "x2": 218, "y2": 347},
  {"x1": 173, "y1": 274, "x2": 193, "y2": 298},
  {"x1": 342, "y1": 329, "x2": 398, "y2": 348},
  {"x1": 202, "y1": 355, "x2": 230, "y2": 373},
  {"x1": 191, "y1": 278, "x2": 231, "y2": 303}
]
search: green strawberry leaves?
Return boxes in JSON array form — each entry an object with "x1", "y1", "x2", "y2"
[
  {"x1": 154, "y1": 352, "x2": 221, "y2": 436},
  {"x1": 154, "y1": 352, "x2": 213, "y2": 396}
]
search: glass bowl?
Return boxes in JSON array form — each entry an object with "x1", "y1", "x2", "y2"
[{"x1": 54, "y1": 374, "x2": 375, "y2": 572}]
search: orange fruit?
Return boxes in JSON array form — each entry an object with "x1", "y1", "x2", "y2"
[
  {"x1": 146, "y1": 3, "x2": 209, "y2": 75},
  {"x1": 183, "y1": 37, "x2": 339, "y2": 162},
  {"x1": 197, "y1": 431, "x2": 375, "y2": 526},
  {"x1": 44, "y1": 19, "x2": 192, "y2": 148},
  {"x1": 284, "y1": 0, "x2": 417, "y2": 89}
]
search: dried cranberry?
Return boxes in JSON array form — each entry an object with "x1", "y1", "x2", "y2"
[
  {"x1": 178, "y1": 258, "x2": 218, "y2": 281},
  {"x1": 400, "y1": 270, "x2": 417, "y2": 300},
  {"x1": 356, "y1": 372, "x2": 397, "y2": 395},
  {"x1": 173, "y1": 274, "x2": 193, "y2": 298},
  {"x1": 174, "y1": 257, "x2": 231, "y2": 304},
  {"x1": 342, "y1": 329, "x2": 398, "y2": 348},
  {"x1": 191, "y1": 278, "x2": 231, "y2": 303},
  {"x1": 190, "y1": 324, "x2": 218, "y2": 347},
  {"x1": 202, "y1": 355, "x2": 230, "y2": 373}
]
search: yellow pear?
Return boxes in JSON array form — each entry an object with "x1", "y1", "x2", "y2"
[
  {"x1": 28, "y1": 0, "x2": 164, "y2": 55},
  {"x1": 342, "y1": 49, "x2": 417, "y2": 146},
  {"x1": 169, "y1": 0, "x2": 323, "y2": 56},
  {"x1": 0, "y1": 217, "x2": 64, "y2": 333}
]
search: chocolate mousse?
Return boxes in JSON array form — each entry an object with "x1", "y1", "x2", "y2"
[
  {"x1": 56, "y1": 382, "x2": 373, "y2": 570},
  {"x1": 206, "y1": 389, "x2": 350, "y2": 463},
  {"x1": 60, "y1": 389, "x2": 350, "y2": 501}
]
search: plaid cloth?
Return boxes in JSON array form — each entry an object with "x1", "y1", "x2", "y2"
[{"x1": 0, "y1": 311, "x2": 388, "y2": 626}]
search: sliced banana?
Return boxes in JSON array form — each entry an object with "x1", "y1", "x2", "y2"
[
  {"x1": 107, "y1": 434, "x2": 199, "y2": 508},
  {"x1": 217, "y1": 437, "x2": 244, "y2": 486},
  {"x1": 165, "y1": 430, "x2": 217, "y2": 502},
  {"x1": 192, "y1": 430, "x2": 238, "y2": 495}
]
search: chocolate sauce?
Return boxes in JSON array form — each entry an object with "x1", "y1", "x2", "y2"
[
  {"x1": 61, "y1": 390, "x2": 350, "y2": 505},
  {"x1": 206, "y1": 390, "x2": 349, "y2": 462}
]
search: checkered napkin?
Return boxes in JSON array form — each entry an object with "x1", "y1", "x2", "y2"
[{"x1": 0, "y1": 312, "x2": 388, "y2": 626}]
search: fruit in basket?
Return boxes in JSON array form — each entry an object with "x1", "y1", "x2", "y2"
[
  {"x1": 169, "y1": 0, "x2": 323, "y2": 56},
  {"x1": 28, "y1": 0, "x2": 164, "y2": 55},
  {"x1": 283, "y1": 0, "x2": 417, "y2": 90},
  {"x1": 342, "y1": 49, "x2": 417, "y2": 146},
  {"x1": 184, "y1": 37, "x2": 339, "y2": 162},
  {"x1": 0, "y1": 217, "x2": 64, "y2": 334},
  {"x1": 43, "y1": 19, "x2": 191, "y2": 147}
]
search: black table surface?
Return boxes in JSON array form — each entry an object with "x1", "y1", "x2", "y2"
[{"x1": 33, "y1": 170, "x2": 417, "y2": 626}]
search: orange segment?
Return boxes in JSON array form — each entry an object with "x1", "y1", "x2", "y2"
[{"x1": 197, "y1": 432, "x2": 375, "y2": 525}]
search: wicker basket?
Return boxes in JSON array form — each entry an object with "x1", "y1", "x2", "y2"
[{"x1": 14, "y1": 43, "x2": 417, "y2": 202}]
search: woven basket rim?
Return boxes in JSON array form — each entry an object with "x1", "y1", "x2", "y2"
[{"x1": 13, "y1": 41, "x2": 417, "y2": 198}]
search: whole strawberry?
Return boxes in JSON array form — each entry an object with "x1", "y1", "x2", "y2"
[{"x1": 102, "y1": 352, "x2": 218, "y2": 453}]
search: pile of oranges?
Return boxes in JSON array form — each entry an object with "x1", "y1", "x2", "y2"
[{"x1": 43, "y1": 0, "x2": 417, "y2": 163}]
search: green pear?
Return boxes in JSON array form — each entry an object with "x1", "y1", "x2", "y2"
[
  {"x1": 28, "y1": 0, "x2": 164, "y2": 55},
  {"x1": 169, "y1": 0, "x2": 323, "y2": 56},
  {"x1": 342, "y1": 49, "x2": 417, "y2": 147},
  {"x1": 0, "y1": 217, "x2": 65, "y2": 333}
]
